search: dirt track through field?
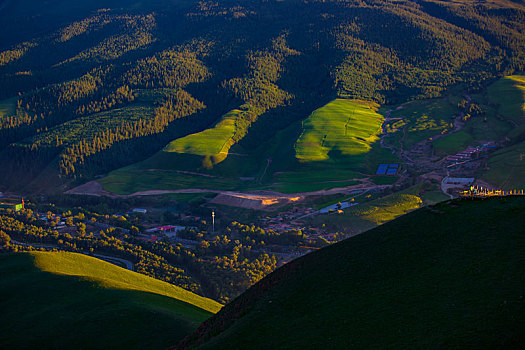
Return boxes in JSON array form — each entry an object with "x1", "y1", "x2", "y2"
[{"x1": 66, "y1": 179, "x2": 393, "y2": 210}]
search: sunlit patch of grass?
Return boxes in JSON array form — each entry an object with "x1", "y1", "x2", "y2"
[{"x1": 295, "y1": 99, "x2": 384, "y2": 161}]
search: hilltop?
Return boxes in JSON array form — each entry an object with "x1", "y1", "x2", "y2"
[
  {"x1": 179, "y1": 197, "x2": 525, "y2": 349},
  {"x1": 0, "y1": 251, "x2": 221, "y2": 349}
]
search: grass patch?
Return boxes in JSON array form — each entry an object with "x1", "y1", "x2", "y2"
[
  {"x1": 369, "y1": 176, "x2": 398, "y2": 185},
  {"x1": 433, "y1": 130, "x2": 474, "y2": 156},
  {"x1": 313, "y1": 184, "x2": 429, "y2": 233},
  {"x1": 33, "y1": 251, "x2": 221, "y2": 313},
  {"x1": 487, "y1": 75, "x2": 525, "y2": 124},
  {"x1": 269, "y1": 180, "x2": 359, "y2": 194},
  {"x1": 274, "y1": 169, "x2": 362, "y2": 183},
  {"x1": 481, "y1": 140, "x2": 525, "y2": 190},
  {"x1": 295, "y1": 99, "x2": 383, "y2": 162},
  {"x1": 100, "y1": 168, "x2": 244, "y2": 194},
  {"x1": 385, "y1": 98, "x2": 455, "y2": 149},
  {"x1": 164, "y1": 109, "x2": 241, "y2": 162},
  {"x1": 0, "y1": 251, "x2": 220, "y2": 349}
]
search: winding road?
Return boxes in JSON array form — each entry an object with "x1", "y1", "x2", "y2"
[{"x1": 10, "y1": 239, "x2": 135, "y2": 271}]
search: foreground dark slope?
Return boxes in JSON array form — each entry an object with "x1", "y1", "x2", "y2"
[
  {"x1": 180, "y1": 197, "x2": 525, "y2": 349},
  {"x1": 0, "y1": 252, "x2": 219, "y2": 349}
]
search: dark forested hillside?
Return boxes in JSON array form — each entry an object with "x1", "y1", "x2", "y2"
[{"x1": 0, "y1": 0, "x2": 523, "y2": 191}]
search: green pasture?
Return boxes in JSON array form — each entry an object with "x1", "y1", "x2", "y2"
[
  {"x1": 313, "y1": 183, "x2": 437, "y2": 234},
  {"x1": 269, "y1": 180, "x2": 360, "y2": 194},
  {"x1": 99, "y1": 168, "x2": 245, "y2": 194},
  {"x1": 462, "y1": 106, "x2": 512, "y2": 142},
  {"x1": 487, "y1": 75, "x2": 525, "y2": 124},
  {"x1": 165, "y1": 109, "x2": 241, "y2": 159},
  {"x1": 481, "y1": 140, "x2": 525, "y2": 190},
  {"x1": 295, "y1": 99, "x2": 383, "y2": 162},
  {"x1": 99, "y1": 99, "x2": 398, "y2": 195},
  {"x1": 274, "y1": 169, "x2": 362, "y2": 183},
  {"x1": 369, "y1": 176, "x2": 399, "y2": 185},
  {"x1": 0, "y1": 97, "x2": 16, "y2": 119},
  {"x1": 385, "y1": 98, "x2": 455, "y2": 149},
  {"x1": 0, "y1": 252, "x2": 220, "y2": 349},
  {"x1": 432, "y1": 130, "x2": 474, "y2": 156}
]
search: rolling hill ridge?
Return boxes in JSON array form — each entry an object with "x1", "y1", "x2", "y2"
[{"x1": 0, "y1": 251, "x2": 221, "y2": 349}]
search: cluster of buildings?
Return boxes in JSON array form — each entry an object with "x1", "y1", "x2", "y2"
[
  {"x1": 145, "y1": 225, "x2": 187, "y2": 237},
  {"x1": 138, "y1": 225, "x2": 193, "y2": 243},
  {"x1": 0, "y1": 194, "x2": 24, "y2": 211},
  {"x1": 445, "y1": 143, "x2": 496, "y2": 169}
]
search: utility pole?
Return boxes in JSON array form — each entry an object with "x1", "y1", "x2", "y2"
[{"x1": 212, "y1": 211, "x2": 215, "y2": 234}]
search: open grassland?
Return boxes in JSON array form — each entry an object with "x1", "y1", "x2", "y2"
[
  {"x1": 312, "y1": 183, "x2": 439, "y2": 234},
  {"x1": 462, "y1": 105, "x2": 513, "y2": 142},
  {"x1": 98, "y1": 102, "x2": 398, "y2": 195},
  {"x1": 295, "y1": 99, "x2": 383, "y2": 162},
  {"x1": 164, "y1": 109, "x2": 241, "y2": 159},
  {"x1": 433, "y1": 130, "x2": 474, "y2": 156},
  {"x1": 188, "y1": 197, "x2": 525, "y2": 349},
  {"x1": 481, "y1": 140, "x2": 525, "y2": 190},
  {"x1": 385, "y1": 98, "x2": 455, "y2": 149},
  {"x1": 33, "y1": 251, "x2": 221, "y2": 313},
  {"x1": 99, "y1": 167, "x2": 245, "y2": 194},
  {"x1": 0, "y1": 252, "x2": 220, "y2": 349},
  {"x1": 487, "y1": 75, "x2": 525, "y2": 124},
  {"x1": 269, "y1": 180, "x2": 360, "y2": 194},
  {"x1": 0, "y1": 97, "x2": 16, "y2": 118}
]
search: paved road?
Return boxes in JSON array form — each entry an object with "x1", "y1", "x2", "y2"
[
  {"x1": 11, "y1": 239, "x2": 134, "y2": 271},
  {"x1": 93, "y1": 254, "x2": 134, "y2": 271}
]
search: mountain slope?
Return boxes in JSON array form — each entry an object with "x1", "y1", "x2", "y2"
[
  {"x1": 0, "y1": 0, "x2": 523, "y2": 191},
  {"x1": 180, "y1": 197, "x2": 525, "y2": 349},
  {"x1": 0, "y1": 251, "x2": 221, "y2": 349}
]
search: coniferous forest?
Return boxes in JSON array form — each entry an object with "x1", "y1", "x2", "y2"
[{"x1": 0, "y1": 0, "x2": 523, "y2": 191}]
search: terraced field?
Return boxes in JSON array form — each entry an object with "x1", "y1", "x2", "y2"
[{"x1": 295, "y1": 99, "x2": 383, "y2": 162}]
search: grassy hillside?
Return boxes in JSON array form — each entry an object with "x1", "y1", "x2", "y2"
[
  {"x1": 295, "y1": 99, "x2": 383, "y2": 161},
  {"x1": 311, "y1": 183, "x2": 446, "y2": 234},
  {"x1": 487, "y1": 75, "x2": 525, "y2": 124},
  {"x1": 0, "y1": 0, "x2": 523, "y2": 191},
  {"x1": 181, "y1": 197, "x2": 525, "y2": 349},
  {"x1": 481, "y1": 140, "x2": 525, "y2": 189},
  {"x1": 384, "y1": 98, "x2": 455, "y2": 150},
  {"x1": 478, "y1": 74, "x2": 525, "y2": 189},
  {"x1": 0, "y1": 251, "x2": 221, "y2": 349},
  {"x1": 164, "y1": 109, "x2": 241, "y2": 161},
  {"x1": 432, "y1": 130, "x2": 474, "y2": 156}
]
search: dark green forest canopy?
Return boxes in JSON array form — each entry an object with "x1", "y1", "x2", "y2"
[{"x1": 0, "y1": 0, "x2": 523, "y2": 190}]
